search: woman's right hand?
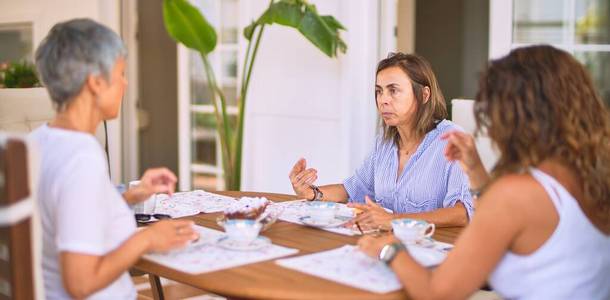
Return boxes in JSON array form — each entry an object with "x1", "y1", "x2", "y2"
[
  {"x1": 143, "y1": 219, "x2": 199, "y2": 253},
  {"x1": 289, "y1": 158, "x2": 317, "y2": 199},
  {"x1": 441, "y1": 131, "x2": 489, "y2": 189},
  {"x1": 441, "y1": 131, "x2": 483, "y2": 172}
]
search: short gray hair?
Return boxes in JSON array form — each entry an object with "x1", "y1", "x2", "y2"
[{"x1": 35, "y1": 18, "x2": 126, "y2": 111}]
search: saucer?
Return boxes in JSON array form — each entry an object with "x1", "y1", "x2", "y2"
[
  {"x1": 415, "y1": 237, "x2": 435, "y2": 248},
  {"x1": 216, "y1": 235, "x2": 271, "y2": 251},
  {"x1": 406, "y1": 245, "x2": 447, "y2": 267},
  {"x1": 299, "y1": 215, "x2": 350, "y2": 228}
]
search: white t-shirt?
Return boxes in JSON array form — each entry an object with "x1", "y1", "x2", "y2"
[{"x1": 30, "y1": 125, "x2": 137, "y2": 299}]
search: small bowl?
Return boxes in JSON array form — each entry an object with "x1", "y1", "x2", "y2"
[
  {"x1": 217, "y1": 205, "x2": 282, "y2": 232},
  {"x1": 222, "y1": 219, "x2": 262, "y2": 243}
]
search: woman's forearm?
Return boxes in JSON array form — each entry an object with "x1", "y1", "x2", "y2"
[
  {"x1": 394, "y1": 202, "x2": 468, "y2": 227},
  {"x1": 122, "y1": 189, "x2": 139, "y2": 205},
  {"x1": 390, "y1": 251, "x2": 449, "y2": 300},
  {"x1": 61, "y1": 230, "x2": 151, "y2": 298},
  {"x1": 318, "y1": 184, "x2": 350, "y2": 203}
]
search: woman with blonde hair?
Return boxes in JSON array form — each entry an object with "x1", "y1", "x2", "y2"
[{"x1": 358, "y1": 45, "x2": 610, "y2": 299}]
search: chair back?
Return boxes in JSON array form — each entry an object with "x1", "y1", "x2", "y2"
[
  {"x1": 451, "y1": 99, "x2": 498, "y2": 171},
  {"x1": 0, "y1": 134, "x2": 44, "y2": 299}
]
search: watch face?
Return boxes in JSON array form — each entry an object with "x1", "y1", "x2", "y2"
[{"x1": 380, "y1": 244, "x2": 397, "y2": 263}]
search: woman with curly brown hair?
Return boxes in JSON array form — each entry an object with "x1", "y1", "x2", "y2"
[{"x1": 357, "y1": 45, "x2": 610, "y2": 299}]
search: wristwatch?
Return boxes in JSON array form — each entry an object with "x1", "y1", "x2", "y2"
[
  {"x1": 309, "y1": 185, "x2": 323, "y2": 201},
  {"x1": 379, "y1": 242, "x2": 406, "y2": 265}
]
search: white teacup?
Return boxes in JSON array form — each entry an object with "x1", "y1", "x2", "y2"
[
  {"x1": 223, "y1": 219, "x2": 262, "y2": 244},
  {"x1": 129, "y1": 180, "x2": 157, "y2": 215},
  {"x1": 392, "y1": 218, "x2": 435, "y2": 245},
  {"x1": 307, "y1": 201, "x2": 338, "y2": 223}
]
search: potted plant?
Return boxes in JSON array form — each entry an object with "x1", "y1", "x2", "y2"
[
  {"x1": 0, "y1": 61, "x2": 55, "y2": 132},
  {"x1": 163, "y1": 0, "x2": 347, "y2": 190}
]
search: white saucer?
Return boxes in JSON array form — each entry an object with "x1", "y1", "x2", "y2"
[
  {"x1": 216, "y1": 235, "x2": 271, "y2": 251},
  {"x1": 415, "y1": 237, "x2": 435, "y2": 248},
  {"x1": 299, "y1": 215, "x2": 350, "y2": 228},
  {"x1": 406, "y1": 245, "x2": 447, "y2": 267}
]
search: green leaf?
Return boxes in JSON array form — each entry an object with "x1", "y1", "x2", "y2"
[
  {"x1": 243, "y1": 21, "x2": 257, "y2": 40},
  {"x1": 321, "y1": 15, "x2": 346, "y2": 30},
  {"x1": 247, "y1": 0, "x2": 347, "y2": 57},
  {"x1": 299, "y1": 8, "x2": 335, "y2": 57},
  {"x1": 162, "y1": 0, "x2": 217, "y2": 54}
]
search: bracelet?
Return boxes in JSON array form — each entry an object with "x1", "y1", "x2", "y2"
[
  {"x1": 469, "y1": 187, "x2": 481, "y2": 199},
  {"x1": 309, "y1": 185, "x2": 323, "y2": 201}
]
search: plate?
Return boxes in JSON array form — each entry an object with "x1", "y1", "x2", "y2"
[
  {"x1": 216, "y1": 235, "x2": 271, "y2": 251},
  {"x1": 298, "y1": 215, "x2": 350, "y2": 228}
]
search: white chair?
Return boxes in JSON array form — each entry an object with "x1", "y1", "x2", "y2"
[
  {"x1": 451, "y1": 99, "x2": 498, "y2": 172},
  {"x1": 0, "y1": 133, "x2": 45, "y2": 299}
]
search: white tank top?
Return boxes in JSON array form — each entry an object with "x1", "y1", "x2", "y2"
[{"x1": 488, "y1": 169, "x2": 610, "y2": 299}]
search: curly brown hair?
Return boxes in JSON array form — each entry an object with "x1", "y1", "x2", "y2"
[
  {"x1": 376, "y1": 52, "x2": 447, "y2": 146},
  {"x1": 475, "y1": 45, "x2": 610, "y2": 222}
]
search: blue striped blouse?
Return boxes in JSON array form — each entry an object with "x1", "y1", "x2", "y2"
[{"x1": 343, "y1": 120, "x2": 474, "y2": 219}]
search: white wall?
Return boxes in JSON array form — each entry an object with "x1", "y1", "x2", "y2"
[
  {"x1": 240, "y1": 0, "x2": 381, "y2": 193},
  {"x1": 0, "y1": 0, "x2": 124, "y2": 184}
]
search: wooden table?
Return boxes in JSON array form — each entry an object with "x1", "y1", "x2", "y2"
[{"x1": 134, "y1": 191, "x2": 463, "y2": 300}]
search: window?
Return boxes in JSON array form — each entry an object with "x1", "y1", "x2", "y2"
[
  {"x1": 0, "y1": 23, "x2": 33, "y2": 63},
  {"x1": 187, "y1": 0, "x2": 240, "y2": 190},
  {"x1": 512, "y1": 0, "x2": 610, "y2": 106}
]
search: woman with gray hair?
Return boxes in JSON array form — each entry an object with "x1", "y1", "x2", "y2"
[{"x1": 30, "y1": 18, "x2": 198, "y2": 299}]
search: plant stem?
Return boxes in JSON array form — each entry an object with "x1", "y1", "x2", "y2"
[
  {"x1": 232, "y1": 22, "x2": 266, "y2": 190},
  {"x1": 201, "y1": 54, "x2": 233, "y2": 183}
]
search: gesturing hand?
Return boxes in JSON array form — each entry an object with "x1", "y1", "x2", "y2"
[
  {"x1": 288, "y1": 158, "x2": 317, "y2": 199},
  {"x1": 144, "y1": 219, "x2": 199, "y2": 253},
  {"x1": 441, "y1": 131, "x2": 483, "y2": 174},
  {"x1": 348, "y1": 196, "x2": 393, "y2": 231},
  {"x1": 128, "y1": 168, "x2": 177, "y2": 204},
  {"x1": 441, "y1": 131, "x2": 490, "y2": 190},
  {"x1": 358, "y1": 234, "x2": 398, "y2": 259}
]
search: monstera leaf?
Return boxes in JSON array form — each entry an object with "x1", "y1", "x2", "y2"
[{"x1": 244, "y1": 0, "x2": 347, "y2": 57}]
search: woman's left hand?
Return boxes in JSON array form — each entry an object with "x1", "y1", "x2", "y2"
[
  {"x1": 357, "y1": 234, "x2": 398, "y2": 259},
  {"x1": 348, "y1": 196, "x2": 394, "y2": 231},
  {"x1": 125, "y1": 168, "x2": 177, "y2": 204}
]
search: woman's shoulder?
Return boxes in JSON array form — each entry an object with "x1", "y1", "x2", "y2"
[
  {"x1": 31, "y1": 125, "x2": 106, "y2": 170},
  {"x1": 483, "y1": 173, "x2": 548, "y2": 209},
  {"x1": 435, "y1": 119, "x2": 466, "y2": 135}
]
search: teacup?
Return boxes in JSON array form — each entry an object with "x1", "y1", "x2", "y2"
[
  {"x1": 307, "y1": 201, "x2": 338, "y2": 223},
  {"x1": 223, "y1": 219, "x2": 262, "y2": 243},
  {"x1": 129, "y1": 180, "x2": 157, "y2": 215},
  {"x1": 391, "y1": 218, "x2": 435, "y2": 245}
]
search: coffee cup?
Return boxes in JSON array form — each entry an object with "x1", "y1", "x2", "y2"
[
  {"x1": 129, "y1": 180, "x2": 157, "y2": 215},
  {"x1": 223, "y1": 219, "x2": 262, "y2": 243},
  {"x1": 391, "y1": 218, "x2": 435, "y2": 244}
]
